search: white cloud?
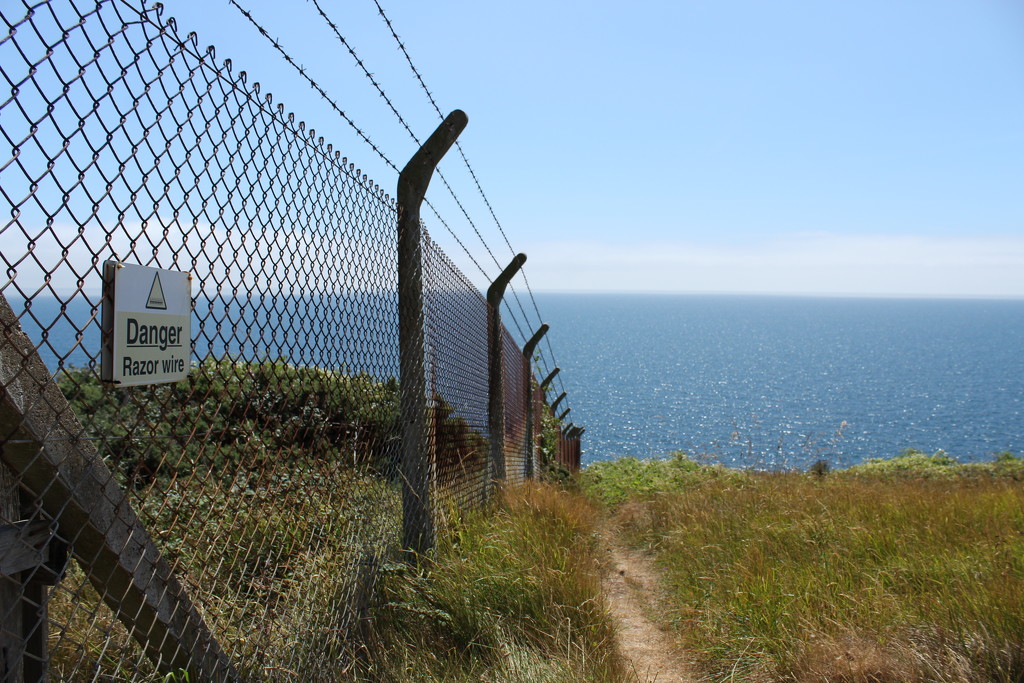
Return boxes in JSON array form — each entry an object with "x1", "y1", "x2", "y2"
[
  {"x1": 520, "y1": 233, "x2": 1024, "y2": 297},
  {"x1": 2, "y1": 218, "x2": 396, "y2": 298}
]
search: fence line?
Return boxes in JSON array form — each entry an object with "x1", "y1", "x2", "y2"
[
  {"x1": 0, "y1": 0, "x2": 580, "y2": 679},
  {"x1": 227, "y1": 0, "x2": 566, "y2": 404}
]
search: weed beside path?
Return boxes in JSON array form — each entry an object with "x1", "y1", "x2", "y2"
[{"x1": 362, "y1": 483, "x2": 629, "y2": 682}]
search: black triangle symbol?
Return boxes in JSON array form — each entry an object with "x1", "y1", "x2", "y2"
[{"x1": 146, "y1": 274, "x2": 167, "y2": 310}]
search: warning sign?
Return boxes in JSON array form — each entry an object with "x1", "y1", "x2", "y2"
[
  {"x1": 145, "y1": 273, "x2": 167, "y2": 310},
  {"x1": 102, "y1": 262, "x2": 192, "y2": 386}
]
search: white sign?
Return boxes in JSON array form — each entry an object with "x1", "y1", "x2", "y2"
[{"x1": 102, "y1": 262, "x2": 192, "y2": 386}]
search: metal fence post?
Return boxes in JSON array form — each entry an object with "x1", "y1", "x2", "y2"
[
  {"x1": 397, "y1": 110, "x2": 468, "y2": 557},
  {"x1": 540, "y1": 367, "x2": 560, "y2": 392},
  {"x1": 551, "y1": 391, "x2": 567, "y2": 413},
  {"x1": 485, "y1": 254, "x2": 527, "y2": 491},
  {"x1": 521, "y1": 324, "x2": 548, "y2": 479}
]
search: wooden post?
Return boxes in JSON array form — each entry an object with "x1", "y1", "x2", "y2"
[
  {"x1": 486, "y1": 254, "x2": 526, "y2": 491},
  {"x1": 0, "y1": 465, "x2": 23, "y2": 682},
  {"x1": 0, "y1": 294, "x2": 236, "y2": 681},
  {"x1": 397, "y1": 110, "x2": 468, "y2": 557}
]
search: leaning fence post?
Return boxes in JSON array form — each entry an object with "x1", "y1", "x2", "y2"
[
  {"x1": 397, "y1": 110, "x2": 468, "y2": 557},
  {"x1": 550, "y1": 391, "x2": 567, "y2": 413},
  {"x1": 0, "y1": 294, "x2": 235, "y2": 681},
  {"x1": 485, "y1": 254, "x2": 527, "y2": 492},
  {"x1": 521, "y1": 324, "x2": 548, "y2": 479},
  {"x1": 0, "y1": 463, "x2": 24, "y2": 681}
]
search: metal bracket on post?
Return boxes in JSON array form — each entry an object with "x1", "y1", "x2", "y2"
[
  {"x1": 486, "y1": 253, "x2": 527, "y2": 491},
  {"x1": 540, "y1": 367, "x2": 560, "y2": 392},
  {"x1": 397, "y1": 110, "x2": 468, "y2": 558},
  {"x1": 551, "y1": 391, "x2": 567, "y2": 413},
  {"x1": 557, "y1": 407, "x2": 571, "y2": 422},
  {"x1": 521, "y1": 324, "x2": 548, "y2": 479},
  {"x1": 522, "y1": 325, "x2": 549, "y2": 365}
]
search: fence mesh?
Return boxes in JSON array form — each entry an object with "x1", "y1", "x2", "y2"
[
  {"x1": 422, "y1": 232, "x2": 490, "y2": 515},
  {"x1": 502, "y1": 327, "x2": 529, "y2": 483},
  {"x1": 0, "y1": 0, "x2": 585, "y2": 680}
]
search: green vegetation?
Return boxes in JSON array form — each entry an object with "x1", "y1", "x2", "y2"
[
  {"x1": 581, "y1": 451, "x2": 1024, "y2": 681},
  {"x1": 847, "y1": 448, "x2": 1024, "y2": 480},
  {"x1": 537, "y1": 399, "x2": 574, "y2": 484},
  {"x1": 48, "y1": 457, "x2": 401, "y2": 680},
  {"x1": 362, "y1": 482, "x2": 626, "y2": 682},
  {"x1": 47, "y1": 361, "x2": 600, "y2": 680},
  {"x1": 53, "y1": 359, "x2": 1024, "y2": 682},
  {"x1": 49, "y1": 361, "x2": 405, "y2": 679},
  {"x1": 57, "y1": 360, "x2": 401, "y2": 481},
  {"x1": 579, "y1": 450, "x2": 749, "y2": 507}
]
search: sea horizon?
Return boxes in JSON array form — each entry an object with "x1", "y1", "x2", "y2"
[
  {"x1": 534, "y1": 292, "x2": 1024, "y2": 469},
  {"x1": 8, "y1": 290, "x2": 1022, "y2": 470},
  {"x1": 532, "y1": 289, "x2": 1024, "y2": 301}
]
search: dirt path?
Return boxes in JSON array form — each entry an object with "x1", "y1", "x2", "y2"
[{"x1": 602, "y1": 531, "x2": 701, "y2": 682}]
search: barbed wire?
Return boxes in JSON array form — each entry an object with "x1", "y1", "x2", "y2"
[
  {"x1": 306, "y1": 0, "x2": 514, "y2": 295},
  {"x1": 369, "y1": 0, "x2": 568, "y2": 407},
  {"x1": 227, "y1": 0, "x2": 398, "y2": 174},
  {"x1": 226, "y1": 0, "x2": 568, "y2": 414},
  {"x1": 279, "y1": 0, "x2": 535, "y2": 347},
  {"x1": 227, "y1": 1, "x2": 497, "y2": 282},
  {"x1": 421, "y1": 201, "x2": 489, "y2": 279},
  {"x1": 368, "y1": 0, "x2": 512, "y2": 254}
]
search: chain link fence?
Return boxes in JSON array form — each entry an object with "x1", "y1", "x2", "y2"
[
  {"x1": 0, "y1": 0, "x2": 579, "y2": 680},
  {"x1": 422, "y1": 233, "x2": 491, "y2": 514}
]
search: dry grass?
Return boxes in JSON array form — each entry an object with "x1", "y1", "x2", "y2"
[
  {"x1": 583, "y1": 453, "x2": 1024, "y2": 682},
  {"x1": 362, "y1": 481, "x2": 629, "y2": 682}
]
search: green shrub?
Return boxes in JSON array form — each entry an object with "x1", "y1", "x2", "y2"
[
  {"x1": 57, "y1": 359, "x2": 400, "y2": 482},
  {"x1": 579, "y1": 450, "x2": 748, "y2": 507},
  {"x1": 845, "y1": 448, "x2": 1024, "y2": 481}
]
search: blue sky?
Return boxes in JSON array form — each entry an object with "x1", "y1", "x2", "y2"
[{"x1": 155, "y1": 0, "x2": 1024, "y2": 296}]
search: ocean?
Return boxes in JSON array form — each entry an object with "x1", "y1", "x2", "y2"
[
  {"x1": 10, "y1": 292, "x2": 1023, "y2": 470},
  {"x1": 534, "y1": 293, "x2": 1024, "y2": 469}
]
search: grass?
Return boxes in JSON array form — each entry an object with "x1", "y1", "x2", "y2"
[
  {"x1": 360, "y1": 481, "x2": 628, "y2": 682},
  {"x1": 580, "y1": 450, "x2": 1024, "y2": 682},
  {"x1": 48, "y1": 356, "x2": 1024, "y2": 681},
  {"x1": 46, "y1": 459, "x2": 402, "y2": 681},
  {"x1": 46, "y1": 451, "x2": 615, "y2": 682}
]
